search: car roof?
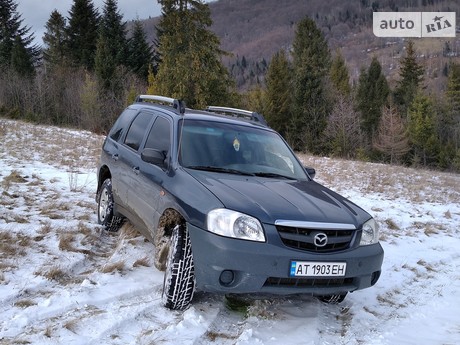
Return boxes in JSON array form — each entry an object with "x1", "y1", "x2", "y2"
[{"x1": 131, "y1": 94, "x2": 269, "y2": 128}]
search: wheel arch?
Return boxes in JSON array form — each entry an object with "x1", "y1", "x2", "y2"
[
  {"x1": 154, "y1": 208, "x2": 187, "y2": 271},
  {"x1": 97, "y1": 165, "x2": 112, "y2": 194}
]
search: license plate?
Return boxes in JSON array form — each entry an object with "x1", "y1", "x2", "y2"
[{"x1": 290, "y1": 261, "x2": 347, "y2": 277}]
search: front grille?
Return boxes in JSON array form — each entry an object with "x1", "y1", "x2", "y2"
[
  {"x1": 276, "y1": 225, "x2": 355, "y2": 252},
  {"x1": 264, "y1": 277, "x2": 353, "y2": 288}
]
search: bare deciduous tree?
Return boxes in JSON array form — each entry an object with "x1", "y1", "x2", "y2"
[
  {"x1": 324, "y1": 95, "x2": 362, "y2": 158},
  {"x1": 373, "y1": 104, "x2": 410, "y2": 164}
]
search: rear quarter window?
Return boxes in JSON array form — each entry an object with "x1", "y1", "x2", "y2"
[{"x1": 108, "y1": 108, "x2": 138, "y2": 142}]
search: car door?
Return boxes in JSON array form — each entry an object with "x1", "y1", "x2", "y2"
[
  {"x1": 134, "y1": 114, "x2": 172, "y2": 237},
  {"x1": 103, "y1": 107, "x2": 138, "y2": 209},
  {"x1": 118, "y1": 111, "x2": 155, "y2": 225}
]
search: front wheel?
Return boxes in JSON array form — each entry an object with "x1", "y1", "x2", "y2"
[
  {"x1": 97, "y1": 179, "x2": 124, "y2": 232},
  {"x1": 162, "y1": 224, "x2": 195, "y2": 310}
]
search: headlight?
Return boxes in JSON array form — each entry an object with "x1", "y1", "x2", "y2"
[
  {"x1": 360, "y1": 218, "x2": 379, "y2": 245},
  {"x1": 207, "y1": 209, "x2": 265, "y2": 242}
]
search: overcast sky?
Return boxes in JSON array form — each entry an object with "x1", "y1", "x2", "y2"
[{"x1": 17, "y1": 0, "x2": 213, "y2": 46}]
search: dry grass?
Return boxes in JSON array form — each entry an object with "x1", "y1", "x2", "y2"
[
  {"x1": 0, "y1": 231, "x2": 27, "y2": 258},
  {"x1": 133, "y1": 256, "x2": 151, "y2": 268},
  {"x1": 77, "y1": 222, "x2": 92, "y2": 236},
  {"x1": 1, "y1": 170, "x2": 27, "y2": 191},
  {"x1": 384, "y1": 218, "x2": 400, "y2": 230},
  {"x1": 39, "y1": 266, "x2": 69, "y2": 284},
  {"x1": 63, "y1": 319, "x2": 79, "y2": 333},
  {"x1": 0, "y1": 120, "x2": 6, "y2": 136},
  {"x1": 1, "y1": 119, "x2": 103, "y2": 172},
  {"x1": 14, "y1": 299, "x2": 37, "y2": 308},
  {"x1": 119, "y1": 223, "x2": 141, "y2": 239},
  {"x1": 298, "y1": 153, "x2": 460, "y2": 205},
  {"x1": 27, "y1": 174, "x2": 44, "y2": 186},
  {"x1": 44, "y1": 326, "x2": 53, "y2": 338},
  {"x1": 100, "y1": 261, "x2": 125, "y2": 274},
  {"x1": 58, "y1": 233, "x2": 76, "y2": 252},
  {"x1": 417, "y1": 259, "x2": 437, "y2": 272},
  {"x1": 13, "y1": 215, "x2": 30, "y2": 224},
  {"x1": 377, "y1": 291, "x2": 407, "y2": 309},
  {"x1": 58, "y1": 230, "x2": 94, "y2": 256},
  {"x1": 38, "y1": 222, "x2": 52, "y2": 235}
]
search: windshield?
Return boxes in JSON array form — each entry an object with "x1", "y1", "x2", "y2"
[{"x1": 178, "y1": 120, "x2": 308, "y2": 180}]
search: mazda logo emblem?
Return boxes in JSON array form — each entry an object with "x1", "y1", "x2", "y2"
[{"x1": 314, "y1": 233, "x2": 328, "y2": 247}]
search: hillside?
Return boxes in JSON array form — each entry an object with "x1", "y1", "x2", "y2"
[
  {"x1": 141, "y1": 0, "x2": 460, "y2": 90},
  {"x1": 1, "y1": 118, "x2": 460, "y2": 344}
]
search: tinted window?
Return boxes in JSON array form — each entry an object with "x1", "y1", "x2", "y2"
[
  {"x1": 180, "y1": 120, "x2": 307, "y2": 179},
  {"x1": 145, "y1": 116, "x2": 171, "y2": 154},
  {"x1": 109, "y1": 108, "x2": 137, "y2": 142},
  {"x1": 124, "y1": 112, "x2": 153, "y2": 151}
]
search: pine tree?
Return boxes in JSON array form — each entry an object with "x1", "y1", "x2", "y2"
[
  {"x1": 95, "y1": 0, "x2": 128, "y2": 91},
  {"x1": 66, "y1": 0, "x2": 99, "y2": 70},
  {"x1": 43, "y1": 10, "x2": 68, "y2": 67},
  {"x1": 356, "y1": 57, "x2": 389, "y2": 144},
  {"x1": 0, "y1": 0, "x2": 39, "y2": 74},
  {"x1": 147, "y1": 64, "x2": 157, "y2": 94},
  {"x1": 127, "y1": 20, "x2": 154, "y2": 81},
  {"x1": 98, "y1": 0, "x2": 127, "y2": 66},
  {"x1": 408, "y1": 92, "x2": 439, "y2": 166},
  {"x1": 95, "y1": 35, "x2": 116, "y2": 90},
  {"x1": 444, "y1": 62, "x2": 460, "y2": 151},
  {"x1": 10, "y1": 34, "x2": 34, "y2": 76},
  {"x1": 265, "y1": 50, "x2": 292, "y2": 138},
  {"x1": 155, "y1": 0, "x2": 235, "y2": 108},
  {"x1": 373, "y1": 103, "x2": 409, "y2": 164},
  {"x1": 446, "y1": 63, "x2": 460, "y2": 121},
  {"x1": 330, "y1": 49, "x2": 351, "y2": 96},
  {"x1": 394, "y1": 40, "x2": 424, "y2": 117},
  {"x1": 291, "y1": 16, "x2": 331, "y2": 153}
]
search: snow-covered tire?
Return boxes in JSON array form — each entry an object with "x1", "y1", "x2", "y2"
[
  {"x1": 97, "y1": 179, "x2": 124, "y2": 232},
  {"x1": 162, "y1": 224, "x2": 195, "y2": 310},
  {"x1": 318, "y1": 293, "x2": 347, "y2": 304}
]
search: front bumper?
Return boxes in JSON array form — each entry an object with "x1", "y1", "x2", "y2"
[{"x1": 188, "y1": 222, "x2": 384, "y2": 296}]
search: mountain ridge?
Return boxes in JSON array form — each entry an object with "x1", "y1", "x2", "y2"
[{"x1": 140, "y1": 0, "x2": 460, "y2": 90}]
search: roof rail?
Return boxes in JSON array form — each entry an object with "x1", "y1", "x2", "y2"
[
  {"x1": 135, "y1": 95, "x2": 185, "y2": 114},
  {"x1": 205, "y1": 106, "x2": 268, "y2": 126}
]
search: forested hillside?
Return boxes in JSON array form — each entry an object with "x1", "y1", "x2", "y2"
[
  {"x1": 1, "y1": 0, "x2": 460, "y2": 172},
  {"x1": 141, "y1": 0, "x2": 460, "y2": 90},
  {"x1": 214, "y1": 0, "x2": 460, "y2": 90}
]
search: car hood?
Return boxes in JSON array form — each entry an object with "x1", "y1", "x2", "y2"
[{"x1": 187, "y1": 171, "x2": 371, "y2": 227}]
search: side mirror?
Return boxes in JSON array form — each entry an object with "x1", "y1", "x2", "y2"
[
  {"x1": 141, "y1": 148, "x2": 167, "y2": 168},
  {"x1": 305, "y1": 166, "x2": 316, "y2": 180}
]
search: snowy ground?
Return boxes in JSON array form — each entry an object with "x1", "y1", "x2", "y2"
[{"x1": 0, "y1": 118, "x2": 459, "y2": 345}]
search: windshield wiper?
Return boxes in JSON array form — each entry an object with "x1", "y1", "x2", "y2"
[
  {"x1": 253, "y1": 172, "x2": 297, "y2": 180},
  {"x1": 187, "y1": 166, "x2": 255, "y2": 176}
]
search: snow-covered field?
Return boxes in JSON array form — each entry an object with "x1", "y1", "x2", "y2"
[{"x1": 1, "y1": 118, "x2": 459, "y2": 345}]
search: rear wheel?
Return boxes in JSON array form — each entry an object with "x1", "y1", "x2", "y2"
[
  {"x1": 162, "y1": 224, "x2": 195, "y2": 310},
  {"x1": 318, "y1": 293, "x2": 347, "y2": 304},
  {"x1": 97, "y1": 179, "x2": 124, "y2": 232}
]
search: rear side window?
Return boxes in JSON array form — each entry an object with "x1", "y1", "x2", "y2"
[
  {"x1": 124, "y1": 112, "x2": 153, "y2": 151},
  {"x1": 145, "y1": 116, "x2": 171, "y2": 154},
  {"x1": 108, "y1": 108, "x2": 137, "y2": 142}
]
